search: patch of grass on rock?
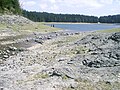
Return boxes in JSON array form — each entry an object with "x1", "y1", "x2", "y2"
[
  {"x1": 71, "y1": 45, "x2": 89, "y2": 54},
  {"x1": 33, "y1": 73, "x2": 49, "y2": 79},
  {"x1": 0, "y1": 23, "x2": 7, "y2": 29},
  {"x1": 96, "y1": 28, "x2": 120, "y2": 33}
]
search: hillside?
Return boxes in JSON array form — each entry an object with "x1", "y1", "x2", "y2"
[
  {"x1": 0, "y1": 0, "x2": 21, "y2": 14},
  {"x1": 0, "y1": 1, "x2": 120, "y2": 90},
  {"x1": 0, "y1": 14, "x2": 120, "y2": 90}
]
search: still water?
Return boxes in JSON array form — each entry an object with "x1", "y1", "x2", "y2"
[{"x1": 47, "y1": 23, "x2": 120, "y2": 32}]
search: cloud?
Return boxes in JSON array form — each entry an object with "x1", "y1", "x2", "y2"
[
  {"x1": 20, "y1": 0, "x2": 36, "y2": 7},
  {"x1": 39, "y1": 0, "x2": 59, "y2": 12},
  {"x1": 49, "y1": 0, "x2": 56, "y2": 3},
  {"x1": 99, "y1": 0, "x2": 113, "y2": 4},
  {"x1": 70, "y1": 0, "x2": 102, "y2": 8},
  {"x1": 38, "y1": 0, "x2": 103, "y2": 13},
  {"x1": 50, "y1": 5, "x2": 59, "y2": 11},
  {"x1": 40, "y1": 3, "x2": 48, "y2": 10},
  {"x1": 48, "y1": 0, "x2": 103, "y2": 8},
  {"x1": 19, "y1": 0, "x2": 120, "y2": 16},
  {"x1": 115, "y1": 0, "x2": 120, "y2": 4},
  {"x1": 19, "y1": 0, "x2": 105, "y2": 12}
]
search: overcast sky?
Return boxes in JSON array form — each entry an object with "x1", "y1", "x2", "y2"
[{"x1": 19, "y1": 0, "x2": 120, "y2": 16}]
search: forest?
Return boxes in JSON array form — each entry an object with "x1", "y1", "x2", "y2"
[
  {"x1": 99, "y1": 15, "x2": 120, "y2": 23},
  {"x1": 22, "y1": 10, "x2": 99, "y2": 23},
  {"x1": 22, "y1": 10, "x2": 120, "y2": 23}
]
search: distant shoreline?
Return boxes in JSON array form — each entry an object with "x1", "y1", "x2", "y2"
[
  {"x1": 45, "y1": 22, "x2": 95, "y2": 24},
  {"x1": 44, "y1": 22, "x2": 120, "y2": 32},
  {"x1": 45, "y1": 22, "x2": 119, "y2": 25}
]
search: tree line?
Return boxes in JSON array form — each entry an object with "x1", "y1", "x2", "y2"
[
  {"x1": 22, "y1": 10, "x2": 98, "y2": 23},
  {"x1": 22, "y1": 10, "x2": 120, "y2": 23},
  {"x1": 99, "y1": 15, "x2": 120, "y2": 23}
]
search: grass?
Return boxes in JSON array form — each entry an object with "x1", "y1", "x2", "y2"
[
  {"x1": 61, "y1": 45, "x2": 88, "y2": 57},
  {"x1": 17, "y1": 73, "x2": 49, "y2": 85},
  {"x1": 96, "y1": 28, "x2": 120, "y2": 33},
  {"x1": 96, "y1": 81, "x2": 120, "y2": 90},
  {"x1": 62, "y1": 75, "x2": 69, "y2": 80},
  {"x1": 33, "y1": 73, "x2": 49, "y2": 79},
  {"x1": 0, "y1": 23, "x2": 7, "y2": 29},
  {"x1": 71, "y1": 45, "x2": 89, "y2": 54},
  {"x1": 50, "y1": 45, "x2": 89, "y2": 60},
  {"x1": 0, "y1": 22, "x2": 61, "y2": 33},
  {"x1": 49, "y1": 34, "x2": 89, "y2": 58},
  {"x1": 52, "y1": 34, "x2": 81, "y2": 45},
  {"x1": 64, "y1": 35, "x2": 81, "y2": 43},
  {"x1": 35, "y1": 22, "x2": 61, "y2": 33},
  {"x1": 63, "y1": 79, "x2": 120, "y2": 90}
]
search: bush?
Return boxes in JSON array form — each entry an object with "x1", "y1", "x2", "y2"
[{"x1": 0, "y1": 0, "x2": 22, "y2": 14}]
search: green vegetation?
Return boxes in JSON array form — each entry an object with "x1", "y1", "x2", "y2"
[
  {"x1": 64, "y1": 79, "x2": 120, "y2": 90},
  {"x1": 22, "y1": 10, "x2": 120, "y2": 23},
  {"x1": 1, "y1": 0, "x2": 120, "y2": 24},
  {"x1": 0, "y1": 0, "x2": 21, "y2": 14},
  {"x1": 62, "y1": 75, "x2": 69, "y2": 80},
  {"x1": 71, "y1": 45, "x2": 88, "y2": 54},
  {"x1": 22, "y1": 10, "x2": 98, "y2": 23},
  {"x1": 0, "y1": 22, "x2": 60, "y2": 33},
  {"x1": 52, "y1": 35, "x2": 81, "y2": 45},
  {"x1": 17, "y1": 73, "x2": 49, "y2": 84},
  {"x1": 96, "y1": 28, "x2": 120, "y2": 33},
  {"x1": 99, "y1": 15, "x2": 120, "y2": 23},
  {"x1": 33, "y1": 73, "x2": 49, "y2": 79},
  {"x1": 0, "y1": 23, "x2": 7, "y2": 29},
  {"x1": 61, "y1": 45, "x2": 88, "y2": 57},
  {"x1": 28, "y1": 73, "x2": 49, "y2": 80}
]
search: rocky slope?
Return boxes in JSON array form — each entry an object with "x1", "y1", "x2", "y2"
[
  {"x1": 0, "y1": 15, "x2": 120, "y2": 90},
  {"x1": 0, "y1": 15, "x2": 33, "y2": 25}
]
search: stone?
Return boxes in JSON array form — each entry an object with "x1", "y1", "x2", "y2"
[
  {"x1": 34, "y1": 39, "x2": 43, "y2": 44},
  {"x1": 8, "y1": 46, "x2": 17, "y2": 51},
  {"x1": 3, "y1": 55, "x2": 9, "y2": 58},
  {"x1": 50, "y1": 70, "x2": 62, "y2": 77},
  {"x1": 6, "y1": 50, "x2": 10, "y2": 53},
  {"x1": 108, "y1": 32, "x2": 120, "y2": 42},
  {"x1": 0, "y1": 88, "x2": 3, "y2": 90}
]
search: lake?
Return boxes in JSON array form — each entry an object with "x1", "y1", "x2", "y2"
[{"x1": 47, "y1": 23, "x2": 120, "y2": 32}]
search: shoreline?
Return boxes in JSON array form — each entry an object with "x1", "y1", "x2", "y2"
[
  {"x1": 44, "y1": 22, "x2": 120, "y2": 33},
  {"x1": 44, "y1": 22, "x2": 120, "y2": 25},
  {"x1": 0, "y1": 15, "x2": 120, "y2": 90}
]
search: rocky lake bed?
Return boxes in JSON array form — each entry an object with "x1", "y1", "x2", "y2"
[{"x1": 0, "y1": 15, "x2": 120, "y2": 90}]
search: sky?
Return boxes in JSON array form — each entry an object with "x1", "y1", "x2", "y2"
[{"x1": 19, "y1": 0, "x2": 120, "y2": 16}]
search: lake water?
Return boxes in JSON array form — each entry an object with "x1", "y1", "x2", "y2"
[{"x1": 47, "y1": 23, "x2": 120, "y2": 32}]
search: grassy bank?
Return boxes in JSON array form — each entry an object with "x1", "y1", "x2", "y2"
[
  {"x1": 95, "y1": 28, "x2": 120, "y2": 33},
  {"x1": 0, "y1": 22, "x2": 61, "y2": 34}
]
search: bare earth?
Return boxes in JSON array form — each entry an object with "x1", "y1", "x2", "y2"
[{"x1": 0, "y1": 15, "x2": 120, "y2": 90}]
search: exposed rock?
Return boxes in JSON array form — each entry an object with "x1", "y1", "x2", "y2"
[
  {"x1": 0, "y1": 15, "x2": 120, "y2": 90},
  {"x1": 50, "y1": 70, "x2": 62, "y2": 77},
  {"x1": 3, "y1": 55, "x2": 9, "y2": 58},
  {"x1": 108, "y1": 32, "x2": 120, "y2": 42},
  {"x1": 8, "y1": 46, "x2": 17, "y2": 51},
  {"x1": 34, "y1": 39, "x2": 44, "y2": 44},
  {"x1": 74, "y1": 32, "x2": 120, "y2": 68},
  {"x1": 0, "y1": 15, "x2": 34, "y2": 25}
]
